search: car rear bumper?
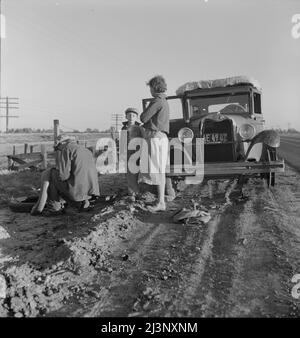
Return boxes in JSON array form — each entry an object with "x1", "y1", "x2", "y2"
[{"x1": 166, "y1": 159, "x2": 285, "y2": 178}]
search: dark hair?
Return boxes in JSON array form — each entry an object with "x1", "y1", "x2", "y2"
[{"x1": 147, "y1": 75, "x2": 167, "y2": 93}]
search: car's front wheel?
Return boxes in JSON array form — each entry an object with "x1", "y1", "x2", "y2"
[{"x1": 261, "y1": 145, "x2": 277, "y2": 187}]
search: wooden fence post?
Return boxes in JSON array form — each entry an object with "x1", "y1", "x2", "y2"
[
  {"x1": 54, "y1": 119, "x2": 60, "y2": 145},
  {"x1": 8, "y1": 146, "x2": 16, "y2": 170},
  {"x1": 24, "y1": 143, "x2": 28, "y2": 154},
  {"x1": 41, "y1": 144, "x2": 47, "y2": 170},
  {"x1": 7, "y1": 157, "x2": 12, "y2": 170},
  {"x1": 30, "y1": 145, "x2": 34, "y2": 153}
]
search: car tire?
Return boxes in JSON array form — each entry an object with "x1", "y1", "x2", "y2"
[{"x1": 264, "y1": 146, "x2": 277, "y2": 187}]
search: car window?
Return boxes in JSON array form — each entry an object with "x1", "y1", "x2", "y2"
[
  {"x1": 167, "y1": 97, "x2": 183, "y2": 120},
  {"x1": 142, "y1": 97, "x2": 183, "y2": 120},
  {"x1": 254, "y1": 93, "x2": 262, "y2": 114},
  {"x1": 191, "y1": 93, "x2": 250, "y2": 117}
]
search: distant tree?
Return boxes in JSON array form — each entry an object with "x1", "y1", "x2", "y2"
[
  {"x1": 83, "y1": 128, "x2": 100, "y2": 133},
  {"x1": 276, "y1": 128, "x2": 300, "y2": 134}
]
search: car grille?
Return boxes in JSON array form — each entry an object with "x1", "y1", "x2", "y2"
[{"x1": 202, "y1": 119, "x2": 235, "y2": 162}]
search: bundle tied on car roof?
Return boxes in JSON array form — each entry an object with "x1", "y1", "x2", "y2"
[{"x1": 176, "y1": 75, "x2": 262, "y2": 96}]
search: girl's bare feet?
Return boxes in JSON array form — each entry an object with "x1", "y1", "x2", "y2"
[{"x1": 147, "y1": 202, "x2": 166, "y2": 212}]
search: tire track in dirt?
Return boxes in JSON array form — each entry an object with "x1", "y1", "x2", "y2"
[
  {"x1": 52, "y1": 212, "x2": 187, "y2": 317},
  {"x1": 171, "y1": 180, "x2": 247, "y2": 317},
  {"x1": 164, "y1": 213, "x2": 221, "y2": 316},
  {"x1": 75, "y1": 179, "x2": 245, "y2": 317},
  {"x1": 4, "y1": 168, "x2": 299, "y2": 317},
  {"x1": 226, "y1": 169, "x2": 300, "y2": 317},
  {"x1": 164, "y1": 171, "x2": 300, "y2": 317},
  {"x1": 81, "y1": 209, "x2": 209, "y2": 317},
  {"x1": 83, "y1": 221, "x2": 173, "y2": 317},
  {"x1": 61, "y1": 181, "x2": 237, "y2": 317}
]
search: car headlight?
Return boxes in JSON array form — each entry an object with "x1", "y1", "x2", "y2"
[
  {"x1": 238, "y1": 124, "x2": 256, "y2": 140},
  {"x1": 178, "y1": 127, "x2": 194, "y2": 143}
]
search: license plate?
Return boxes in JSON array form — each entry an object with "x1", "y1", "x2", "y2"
[{"x1": 204, "y1": 133, "x2": 228, "y2": 144}]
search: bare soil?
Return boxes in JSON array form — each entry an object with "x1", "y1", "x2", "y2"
[{"x1": 0, "y1": 167, "x2": 300, "y2": 317}]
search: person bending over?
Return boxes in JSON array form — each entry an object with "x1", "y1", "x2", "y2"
[{"x1": 31, "y1": 135, "x2": 100, "y2": 215}]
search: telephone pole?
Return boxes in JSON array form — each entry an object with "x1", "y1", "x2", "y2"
[
  {"x1": 0, "y1": 0, "x2": 2, "y2": 131},
  {"x1": 111, "y1": 113, "x2": 123, "y2": 132},
  {"x1": 0, "y1": 97, "x2": 19, "y2": 132}
]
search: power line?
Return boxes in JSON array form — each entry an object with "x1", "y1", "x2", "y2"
[
  {"x1": 111, "y1": 113, "x2": 123, "y2": 132},
  {"x1": 0, "y1": 0, "x2": 2, "y2": 126},
  {"x1": 0, "y1": 97, "x2": 19, "y2": 132}
]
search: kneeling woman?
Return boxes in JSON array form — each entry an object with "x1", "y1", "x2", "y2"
[{"x1": 31, "y1": 135, "x2": 100, "y2": 215}]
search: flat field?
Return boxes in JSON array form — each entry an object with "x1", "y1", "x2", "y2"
[{"x1": 0, "y1": 132, "x2": 111, "y2": 168}]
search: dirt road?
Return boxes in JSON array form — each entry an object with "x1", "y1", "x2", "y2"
[{"x1": 1, "y1": 166, "x2": 300, "y2": 317}]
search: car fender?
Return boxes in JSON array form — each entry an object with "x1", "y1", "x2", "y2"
[{"x1": 245, "y1": 130, "x2": 280, "y2": 159}]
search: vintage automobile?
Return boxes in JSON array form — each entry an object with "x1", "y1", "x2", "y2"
[{"x1": 142, "y1": 76, "x2": 285, "y2": 186}]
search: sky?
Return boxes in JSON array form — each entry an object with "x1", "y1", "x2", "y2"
[{"x1": 0, "y1": 0, "x2": 299, "y2": 131}]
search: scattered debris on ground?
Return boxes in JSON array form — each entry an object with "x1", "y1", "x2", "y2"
[{"x1": 0, "y1": 169, "x2": 300, "y2": 317}]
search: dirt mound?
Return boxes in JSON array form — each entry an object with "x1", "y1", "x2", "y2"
[{"x1": 0, "y1": 206, "x2": 139, "y2": 317}]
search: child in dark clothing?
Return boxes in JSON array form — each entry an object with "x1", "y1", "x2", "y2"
[{"x1": 121, "y1": 108, "x2": 141, "y2": 200}]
